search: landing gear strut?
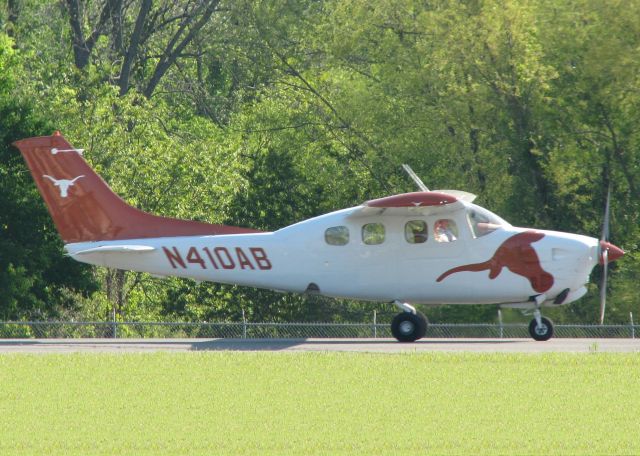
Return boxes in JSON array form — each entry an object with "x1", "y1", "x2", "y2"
[{"x1": 391, "y1": 301, "x2": 427, "y2": 342}]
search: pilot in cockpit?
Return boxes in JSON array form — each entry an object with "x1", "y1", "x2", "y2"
[{"x1": 435, "y1": 219, "x2": 457, "y2": 243}]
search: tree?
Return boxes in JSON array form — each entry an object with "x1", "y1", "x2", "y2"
[
  {"x1": 63, "y1": 0, "x2": 221, "y2": 98},
  {"x1": 0, "y1": 34, "x2": 98, "y2": 319},
  {"x1": 3, "y1": 0, "x2": 640, "y2": 324}
]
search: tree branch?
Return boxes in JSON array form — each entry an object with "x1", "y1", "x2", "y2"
[{"x1": 143, "y1": 0, "x2": 220, "y2": 98}]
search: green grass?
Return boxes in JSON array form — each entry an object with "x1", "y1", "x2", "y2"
[{"x1": 0, "y1": 352, "x2": 639, "y2": 455}]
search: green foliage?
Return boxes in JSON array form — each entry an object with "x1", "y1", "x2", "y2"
[
  {"x1": 0, "y1": 323, "x2": 33, "y2": 338},
  {"x1": 0, "y1": 33, "x2": 98, "y2": 320},
  {"x1": 1, "y1": 1, "x2": 639, "y2": 323}
]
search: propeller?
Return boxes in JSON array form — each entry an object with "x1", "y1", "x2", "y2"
[
  {"x1": 599, "y1": 185, "x2": 611, "y2": 325},
  {"x1": 599, "y1": 249, "x2": 608, "y2": 325}
]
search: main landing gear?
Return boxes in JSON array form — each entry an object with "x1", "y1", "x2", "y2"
[{"x1": 391, "y1": 301, "x2": 427, "y2": 342}]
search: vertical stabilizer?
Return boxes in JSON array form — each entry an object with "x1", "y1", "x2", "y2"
[{"x1": 13, "y1": 132, "x2": 261, "y2": 243}]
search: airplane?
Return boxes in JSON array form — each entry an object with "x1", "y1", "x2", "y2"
[{"x1": 13, "y1": 132, "x2": 624, "y2": 342}]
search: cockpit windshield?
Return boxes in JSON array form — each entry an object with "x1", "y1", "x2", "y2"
[{"x1": 467, "y1": 205, "x2": 509, "y2": 238}]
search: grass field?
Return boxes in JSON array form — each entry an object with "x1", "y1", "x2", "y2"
[{"x1": 0, "y1": 352, "x2": 639, "y2": 455}]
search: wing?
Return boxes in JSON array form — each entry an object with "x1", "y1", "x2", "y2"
[
  {"x1": 347, "y1": 191, "x2": 468, "y2": 218},
  {"x1": 432, "y1": 190, "x2": 477, "y2": 203}
]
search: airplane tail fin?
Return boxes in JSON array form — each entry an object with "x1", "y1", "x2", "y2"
[{"x1": 13, "y1": 132, "x2": 261, "y2": 244}]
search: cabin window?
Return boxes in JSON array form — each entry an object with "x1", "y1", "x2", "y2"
[
  {"x1": 325, "y1": 226, "x2": 350, "y2": 245},
  {"x1": 405, "y1": 220, "x2": 428, "y2": 244},
  {"x1": 467, "y1": 209, "x2": 500, "y2": 238},
  {"x1": 434, "y1": 219, "x2": 458, "y2": 243},
  {"x1": 362, "y1": 223, "x2": 385, "y2": 245}
]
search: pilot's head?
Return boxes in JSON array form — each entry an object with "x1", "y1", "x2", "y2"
[{"x1": 436, "y1": 220, "x2": 449, "y2": 230}]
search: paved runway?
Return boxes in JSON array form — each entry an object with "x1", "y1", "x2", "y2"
[{"x1": 0, "y1": 338, "x2": 639, "y2": 353}]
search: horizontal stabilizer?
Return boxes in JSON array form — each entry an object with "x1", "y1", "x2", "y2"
[{"x1": 70, "y1": 245, "x2": 156, "y2": 256}]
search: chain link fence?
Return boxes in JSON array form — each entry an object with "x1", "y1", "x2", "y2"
[{"x1": 0, "y1": 321, "x2": 637, "y2": 339}]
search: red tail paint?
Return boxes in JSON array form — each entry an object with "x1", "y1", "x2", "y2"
[
  {"x1": 13, "y1": 133, "x2": 262, "y2": 243},
  {"x1": 436, "y1": 231, "x2": 554, "y2": 293}
]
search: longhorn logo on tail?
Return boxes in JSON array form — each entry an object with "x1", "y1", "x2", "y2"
[
  {"x1": 436, "y1": 231, "x2": 554, "y2": 293},
  {"x1": 42, "y1": 175, "x2": 85, "y2": 198}
]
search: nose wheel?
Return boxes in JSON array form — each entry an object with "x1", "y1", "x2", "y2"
[
  {"x1": 391, "y1": 310, "x2": 428, "y2": 342},
  {"x1": 528, "y1": 315, "x2": 554, "y2": 341}
]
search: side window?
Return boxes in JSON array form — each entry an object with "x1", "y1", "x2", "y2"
[
  {"x1": 325, "y1": 226, "x2": 349, "y2": 246},
  {"x1": 434, "y1": 219, "x2": 458, "y2": 243},
  {"x1": 362, "y1": 223, "x2": 385, "y2": 245},
  {"x1": 405, "y1": 220, "x2": 428, "y2": 244},
  {"x1": 468, "y1": 210, "x2": 499, "y2": 238}
]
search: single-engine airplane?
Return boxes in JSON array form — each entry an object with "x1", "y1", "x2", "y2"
[{"x1": 14, "y1": 133, "x2": 624, "y2": 342}]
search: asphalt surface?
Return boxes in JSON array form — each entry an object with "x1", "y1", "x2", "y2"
[{"x1": 0, "y1": 338, "x2": 639, "y2": 353}]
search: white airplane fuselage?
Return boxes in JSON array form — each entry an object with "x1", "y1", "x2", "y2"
[{"x1": 65, "y1": 204, "x2": 601, "y2": 307}]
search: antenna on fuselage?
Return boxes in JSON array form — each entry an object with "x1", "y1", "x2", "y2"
[{"x1": 402, "y1": 164, "x2": 429, "y2": 192}]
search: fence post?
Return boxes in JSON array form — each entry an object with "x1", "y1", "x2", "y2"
[
  {"x1": 631, "y1": 312, "x2": 635, "y2": 339},
  {"x1": 498, "y1": 308, "x2": 503, "y2": 339},
  {"x1": 112, "y1": 308, "x2": 117, "y2": 339},
  {"x1": 373, "y1": 310, "x2": 377, "y2": 339},
  {"x1": 242, "y1": 309, "x2": 247, "y2": 339}
]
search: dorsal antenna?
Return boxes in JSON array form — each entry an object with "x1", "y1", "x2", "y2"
[{"x1": 402, "y1": 164, "x2": 429, "y2": 192}]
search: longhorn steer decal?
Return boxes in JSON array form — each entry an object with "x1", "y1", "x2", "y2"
[
  {"x1": 436, "y1": 231, "x2": 554, "y2": 293},
  {"x1": 42, "y1": 175, "x2": 85, "y2": 198}
]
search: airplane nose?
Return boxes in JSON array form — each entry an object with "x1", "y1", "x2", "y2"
[{"x1": 599, "y1": 241, "x2": 625, "y2": 264}]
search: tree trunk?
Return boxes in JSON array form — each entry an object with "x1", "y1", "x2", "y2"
[
  {"x1": 65, "y1": 0, "x2": 121, "y2": 69},
  {"x1": 66, "y1": 0, "x2": 91, "y2": 69},
  {"x1": 119, "y1": 0, "x2": 152, "y2": 96},
  {"x1": 6, "y1": 0, "x2": 19, "y2": 38}
]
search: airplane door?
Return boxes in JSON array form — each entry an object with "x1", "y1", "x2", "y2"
[
  {"x1": 398, "y1": 216, "x2": 467, "y2": 301},
  {"x1": 317, "y1": 221, "x2": 399, "y2": 300}
]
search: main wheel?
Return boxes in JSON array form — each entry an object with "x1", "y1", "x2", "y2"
[
  {"x1": 391, "y1": 312, "x2": 428, "y2": 342},
  {"x1": 528, "y1": 317, "x2": 554, "y2": 341}
]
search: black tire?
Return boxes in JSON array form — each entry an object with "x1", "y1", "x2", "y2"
[
  {"x1": 415, "y1": 311, "x2": 428, "y2": 339},
  {"x1": 529, "y1": 317, "x2": 554, "y2": 341},
  {"x1": 391, "y1": 312, "x2": 428, "y2": 342}
]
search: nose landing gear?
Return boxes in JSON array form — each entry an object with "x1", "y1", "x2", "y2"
[
  {"x1": 528, "y1": 296, "x2": 554, "y2": 341},
  {"x1": 529, "y1": 316, "x2": 554, "y2": 341},
  {"x1": 391, "y1": 301, "x2": 428, "y2": 342}
]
